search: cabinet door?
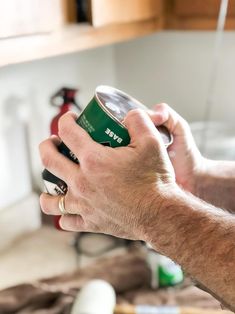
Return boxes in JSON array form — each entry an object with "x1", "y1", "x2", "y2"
[
  {"x1": 0, "y1": 0, "x2": 65, "y2": 38},
  {"x1": 89, "y1": 0, "x2": 163, "y2": 27}
]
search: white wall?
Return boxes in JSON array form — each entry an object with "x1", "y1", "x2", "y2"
[
  {"x1": 1, "y1": 31, "x2": 235, "y2": 192},
  {"x1": 0, "y1": 46, "x2": 116, "y2": 189},
  {"x1": 114, "y1": 31, "x2": 235, "y2": 123}
]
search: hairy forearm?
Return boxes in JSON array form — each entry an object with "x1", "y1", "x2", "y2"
[
  {"x1": 145, "y1": 187, "x2": 235, "y2": 311},
  {"x1": 194, "y1": 159, "x2": 235, "y2": 213}
]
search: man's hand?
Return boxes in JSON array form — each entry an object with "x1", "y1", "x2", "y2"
[
  {"x1": 149, "y1": 103, "x2": 235, "y2": 212},
  {"x1": 39, "y1": 109, "x2": 177, "y2": 239},
  {"x1": 148, "y1": 103, "x2": 205, "y2": 194},
  {"x1": 39, "y1": 108, "x2": 235, "y2": 310}
]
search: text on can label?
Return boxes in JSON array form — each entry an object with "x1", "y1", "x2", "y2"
[{"x1": 105, "y1": 128, "x2": 123, "y2": 143}]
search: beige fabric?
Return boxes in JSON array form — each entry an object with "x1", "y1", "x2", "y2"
[{"x1": 0, "y1": 252, "x2": 220, "y2": 314}]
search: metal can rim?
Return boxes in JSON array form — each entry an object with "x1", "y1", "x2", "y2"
[
  {"x1": 95, "y1": 85, "x2": 146, "y2": 129},
  {"x1": 95, "y1": 85, "x2": 173, "y2": 148}
]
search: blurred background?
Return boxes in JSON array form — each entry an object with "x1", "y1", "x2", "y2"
[{"x1": 0, "y1": 1, "x2": 234, "y2": 313}]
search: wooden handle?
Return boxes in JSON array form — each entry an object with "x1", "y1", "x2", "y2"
[
  {"x1": 181, "y1": 307, "x2": 231, "y2": 314},
  {"x1": 114, "y1": 304, "x2": 232, "y2": 314},
  {"x1": 115, "y1": 304, "x2": 135, "y2": 314}
]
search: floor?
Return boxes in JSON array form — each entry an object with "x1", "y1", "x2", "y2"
[
  {"x1": 0, "y1": 227, "x2": 223, "y2": 311},
  {"x1": 0, "y1": 226, "x2": 78, "y2": 289},
  {"x1": 0, "y1": 226, "x2": 127, "y2": 290}
]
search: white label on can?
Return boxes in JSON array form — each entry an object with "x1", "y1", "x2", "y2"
[{"x1": 105, "y1": 128, "x2": 123, "y2": 143}]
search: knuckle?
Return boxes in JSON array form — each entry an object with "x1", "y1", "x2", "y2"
[
  {"x1": 80, "y1": 205, "x2": 93, "y2": 217},
  {"x1": 156, "y1": 103, "x2": 169, "y2": 111},
  {"x1": 41, "y1": 152, "x2": 52, "y2": 169},
  {"x1": 144, "y1": 135, "x2": 159, "y2": 149},
  {"x1": 39, "y1": 194, "x2": 49, "y2": 214},
  {"x1": 72, "y1": 176, "x2": 87, "y2": 195},
  {"x1": 74, "y1": 215, "x2": 84, "y2": 229},
  {"x1": 86, "y1": 221, "x2": 100, "y2": 233},
  {"x1": 82, "y1": 152, "x2": 99, "y2": 170},
  {"x1": 83, "y1": 153, "x2": 94, "y2": 167},
  {"x1": 58, "y1": 115, "x2": 72, "y2": 139},
  {"x1": 141, "y1": 136, "x2": 162, "y2": 156},
  {"x1": 127, "y1": 108, "x2": 144, "y2": 119},
  {"x1": 180, "y1": 117, "x2": 190, "y2": 132},
  {"x1": 39, "y1": 140, "x2": 48, "y2": 157}
]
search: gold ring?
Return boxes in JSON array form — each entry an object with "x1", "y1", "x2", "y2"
[{"x1": 58, "y1": 196, "x2": 68, "y2": 215}]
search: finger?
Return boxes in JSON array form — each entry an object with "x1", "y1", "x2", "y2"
[
  {"x1": 151, "y1": 103, "x2": 190, "y2": 136},
  {"x1": 147, "y1": 105, "x2": 169, "y2": 126},
  {"x1": 59, "y1": 214, "x2": 85, "y2": 232},
  {"x1": 40, "y1": 193, "x2": 62, "y2": 215},
  {"x1": 40, "y1": 192, "x2": 89, "y2": 216},
  {"x1": 39, "y1": 136, "x2": 79, "y2": 183},
  {"x1": 66, "y1": 111, "x2": 78, "y2": 120},
  {"x1": 50, "y1": 135, "x2": 61, "y2": 145},
  {"x1": 123, "y1": 109, "x2": 164, "y2": 146},
  {"x1": 58, "y1": 112, "x2": 103, "y2": 158}
]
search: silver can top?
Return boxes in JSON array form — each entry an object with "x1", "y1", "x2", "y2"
[
  {"x1": 96, "y1": 85, "x2": 173, "y2": 147},
  {"x1": 96, "y1": 85, "x2": 146, "y2": 122}
]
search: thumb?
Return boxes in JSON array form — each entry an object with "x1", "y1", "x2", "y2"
[
  {"x1": 147, "y1": 103, "x2": 170, "y2": 126},
  {"x1": 123, "y1": 109, "x2": 164, "y2": 146}
]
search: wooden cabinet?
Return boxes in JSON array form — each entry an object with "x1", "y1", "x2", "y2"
[
  {"x1": 174, "y1": 0, "x2": 235, "y2": 17},
  {"x1": 0, "y1": 0, "x2": 163, "y2": 67},
  {"x1": 1, "y1": 0, "x2": 235, "y2": 67},
  {"x1": 0, "y1": 0, "x2": 65, "y2": 38},
  {"x1": 88, "y1": 0, "x2": 163, "y2": 27},
  {"x1": 166, "y1": 0, "x2": 235, "y2": 30}
]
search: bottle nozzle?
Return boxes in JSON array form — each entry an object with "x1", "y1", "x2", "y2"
[{"x1": 50, "y1": 87, "x2": 82, "y2": 111}]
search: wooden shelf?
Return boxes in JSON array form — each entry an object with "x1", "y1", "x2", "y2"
[
  {"x1": 0, "y1": 20, "x2": 162, "y2": 68},
  {"x1": 165, "y1": 17, "x2": 235, "y2": 30},
  {"x1": 1, "y1": 2, "x2": 234, "y2": 69},
  {"x1": 165, "y1": 0, "x2": 235, "y2": 30}
]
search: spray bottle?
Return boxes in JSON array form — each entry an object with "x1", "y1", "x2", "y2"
[
  {"x1": 50, "y1": 87, "x2": 81, "y2": 135},
  {"x1": 146, "y1": 244, "x2": 184, "y2": 289}
]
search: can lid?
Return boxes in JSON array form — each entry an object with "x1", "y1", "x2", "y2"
[
  {"x1": 96, "y1": 85, "x2": 146, "y2": 123},
  {"x1": 95, "y1": 85, "x2": 173, "y2": 147}
]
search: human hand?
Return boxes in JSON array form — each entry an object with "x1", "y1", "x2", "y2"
[
  {"x1": 39, "y1": 109, "x2": 177, "y2": 240},
  {"x1": 148, "y1": 103, "x2": 206, "y2": 194}
]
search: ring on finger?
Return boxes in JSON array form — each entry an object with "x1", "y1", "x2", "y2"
[{"x1": 58, "y1": 195, "x2": 68, "y2": 215}]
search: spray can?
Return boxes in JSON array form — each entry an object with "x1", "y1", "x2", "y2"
[{"x1": 42, "y1": 85, "x2": 173, "y2": 196}]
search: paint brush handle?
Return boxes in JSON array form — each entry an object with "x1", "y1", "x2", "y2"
[
  {"x1": 114, "y1": 305, "x2": 231, "y2": 314},
  {"x1": 181, "y1": 308, "x2": 231, "y2": 314}
]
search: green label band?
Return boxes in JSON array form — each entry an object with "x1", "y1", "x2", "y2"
[
  {"x1": 77, "y1": 97, "x2": 130, "y2": 147},
  {"x1": 43, "y1": 96, "x2": 131, "y2": 195}
]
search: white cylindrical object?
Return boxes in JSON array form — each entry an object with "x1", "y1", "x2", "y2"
[
  {"x1": 71, "y1": 280, "x2": 116, "y2": 314},
  {"x1": 146, "y1": 249, "x2": 159, "y2": 289}
]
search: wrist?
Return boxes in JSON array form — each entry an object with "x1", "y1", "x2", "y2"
[
  {"x1": 138, "y1": 183, "x2": 182, "y2": 248},
  {"x1": 175, "y1": 150, "x2": 208, "y2": 196},
  {"x1": 192, "y1": 157, "x2": 212, "y2": 197}
]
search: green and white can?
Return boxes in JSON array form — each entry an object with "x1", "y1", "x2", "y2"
[{"x1": 42, "y1": 85, "x2": 173, "y2": 195}]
